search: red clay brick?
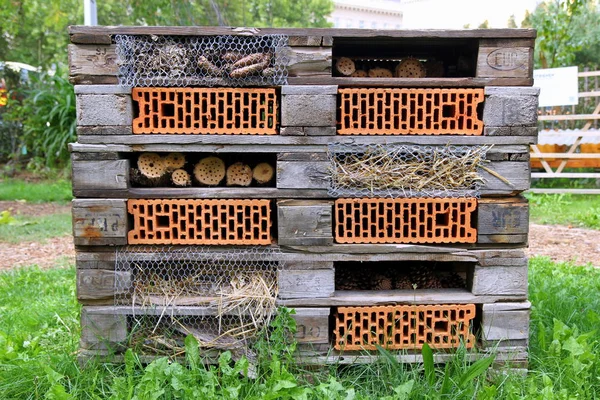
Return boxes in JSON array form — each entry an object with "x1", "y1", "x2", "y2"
[
  {"x1": 338, "y1": 88, "x2": 484, "y2": 135},
  {"x1": 127, "y1": 199, "x2": 272, "y2": 245},
  {"x1": 334, "y1": 198, "x2": 477, "y2": 244},
  {"x1": 132, "y1": 88, "x2": 278, "y2": 135},
  {"x1": 334, "y1": 304, "x2": 476, "y2": 351}
]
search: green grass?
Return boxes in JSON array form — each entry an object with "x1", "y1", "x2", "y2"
[
  {"x1": 1, "y1": 258, "x2": 599, "y2": 399},
  {"x1": 527, "y1": 193, "x2": 600, "y2": 229},
  {"x1": 0, "y1": 178, "x2": 72, "y2": 203},
  {"x1": 0, "y1": 212, "x2": 72, "y2": 243}
]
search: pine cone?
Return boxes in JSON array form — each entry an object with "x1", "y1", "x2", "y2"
[
  {"x1": 440, "y1": 272, "x2": 466, "y2": 289},
  {"x1": 373, "y1": 274, "x2": 393, "y2": 290}
]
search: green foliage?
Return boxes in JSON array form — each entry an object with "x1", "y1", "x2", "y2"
[
  {"x1": 0, "y1": 0, "x2": 334, "y2": 70},
  {"x1": 3, "y1": 69, "x2": 76, "y2": 168},
  {"x1": 526, "y1": 192, "x2": 600, "y2": 229},
  {"x1": 523, "y1": 0, "x2": 600, "y2": 69},
  {"x1": 1, "y1": 258, "x2": 600, "y2": 398},
  {"x1": 0, "y1": 178, "x2": 72, "y2": 202},
  {"x1": 0, "y1": 210, "x2": 16, "y2": 225}
]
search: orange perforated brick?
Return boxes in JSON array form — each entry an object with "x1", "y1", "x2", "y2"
[
  {"x1": 335, "y1": 198, "x2": 477, "y2": 244},
  {"x1": 334, "y1": 304, "x2": 476, "y2": 351},
  {"x1": 132, "y1": 88, "x2": 278, "y2": 135},
  {"x1": 127, "y1": 199, "x2": 272, "y2": 245},
  {"x1": 338, "y1": 88, "x2": 484, "y2": 135}
]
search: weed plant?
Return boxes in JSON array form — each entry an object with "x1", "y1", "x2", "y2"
[{"x1": 0, "y1": 258, "x2": 599, "y2": 399}]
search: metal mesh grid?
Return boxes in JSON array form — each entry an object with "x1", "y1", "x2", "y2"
[
  {"x1": 115, "y1": 245, "x2": 282, "y2": 350},
  {"x1": 334, "y1": 304, "x2": 476, "y2": 351},
  {"x1": 127, "y1": 199, "x2": 273, "y2": 245},
  {"x1": 334, "y1": 198, "x2": 478, "y2": 244},
  {"x1": 131, "y1": 88, "x2": 278, "y2": 135},
  {"x1": 337, "y1": 88, "x2": 484, "y2": 135},
  {"x1": 328, "y1": 143, "x2": 489, "y2": 198},
  {"x1": 114, "y1": 34, "x2": 288, "y2": 87}
]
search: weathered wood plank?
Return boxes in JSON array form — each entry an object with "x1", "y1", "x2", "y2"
[
  {"x1": 72, "y1": 159, "x2": 129, "y2": 191},
  {"x1": 280, "y1": 47, "x2": 331, "y2": 77},
  {"x1": 292, "y1": 308, "x2": 330, "y2": 345},
  {"x1": 69, "y1": 26, "x2": 536, "y2": 39},
  {"x1": 481, "y1": 302, "x2": 530, "y2": 344},
  {"x1": 76, "y1": 134, "x2": 539, "y2": 146},
  {"x1": 471, "y1": 263, "x2": 528, "y2": 296},
  {"x1": 72, "y1": 199, "x2": 128, "y2": 246},
  {"x1": 476, "y1": 47, "x2": 531, "y2": 78},
  {"x1": 76, "y1": 251, "x2": 116, "y2": 269},
  {"x1": 278, "y1": 289, "x2": 525, "y2": 307},
  {"x1": 71, "y1": 152, "x2": 120, "y2": 161},
  {"x1": 69, "y1": 44, "x2": 118, "y2": 78},
  {"x1": 277, "y1": 200, "x2": 333, "y2": 246},
  {"x1": 77, "y1": 269, "x2": 132, "y2": 301},
  {"x1": 276, "y1": 161, "x2": 329, "y2": 190},
  {"x1": 287, "y1": 76, "x2": 533, "y2": 87},
  {"x1": 80, "y1": 308, "x2": 127, "y2": 351},
  {"x1": 477, "y1": 197, "x2": 529, "y2": 236},
  {"x1": 289, "y1": 36, "x2": 324, "y2": 46},
  {"x1": 279, "y1": 269, "x2": 335, "y2": 299}
]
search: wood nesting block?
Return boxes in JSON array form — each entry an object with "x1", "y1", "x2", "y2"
[{"x1": 481, "y1": 302, "x2": 530, "y2": 349}]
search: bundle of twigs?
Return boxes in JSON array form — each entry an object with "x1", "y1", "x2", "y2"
[{"x1": 330, "y1": 145, "x2": 492, "y2": 194}]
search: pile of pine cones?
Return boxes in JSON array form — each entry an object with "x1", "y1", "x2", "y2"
[{"x1": 336, "y1": 263, "x2": 466, "y2": 291}]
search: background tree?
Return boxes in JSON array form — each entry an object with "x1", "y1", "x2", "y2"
[
  {"x1": 522, "y1": 0, "x2": 599, "y2": 69},
  {"x1": 0, "y1": 0, "x2": 334, "y2": 69}
]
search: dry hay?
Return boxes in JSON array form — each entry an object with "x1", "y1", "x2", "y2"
[
  {"x1": 329, "y1": 144, "x2": 493, "y2": 196},
  {"x1": 129, "y1": 264, "x2": 278, "y2": 345}
]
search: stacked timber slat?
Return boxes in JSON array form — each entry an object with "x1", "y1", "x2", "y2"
[{"x1": 69, "y1": 26, "x2": 538, "y2": 367}]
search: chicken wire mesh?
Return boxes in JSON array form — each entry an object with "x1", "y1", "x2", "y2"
[
  {"x1": 328, "y1": 143, "x2": 490, "y2": 198},
  {"x1": 114, "y1": 245, "x2": 282, "y2": 350},
  {"x1": 114, "y1": 34, "x2": 289, "y2": 87}
]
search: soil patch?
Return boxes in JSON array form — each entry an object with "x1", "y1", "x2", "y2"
[
  {"x1": 0, "y1": 235, "x2": 75, "y2": 271},
  {"x1": 527, "y1": 223, "x2": 600, "y2": 267}
]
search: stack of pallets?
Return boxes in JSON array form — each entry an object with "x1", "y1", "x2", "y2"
[{"x1": 69, "y1": 26, "x2": 538, "y2": 366}]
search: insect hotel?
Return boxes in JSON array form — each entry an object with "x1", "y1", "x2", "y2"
[{"x1": 69, "y1": 26, "x2": 538, "y2": 366}]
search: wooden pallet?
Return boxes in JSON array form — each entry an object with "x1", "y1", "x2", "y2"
[{"x1": 69, "y1": 26, "x2": 536, "y2": 366}]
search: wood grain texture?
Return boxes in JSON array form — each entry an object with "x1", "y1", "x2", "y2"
[
  {"x1": 277, "y1": 289, "x2": 526, "y2": 307},
  {"x1": 292, "y1": 308, "x2": 330, "y2": 344},
  {"x1": 72, "y1": 199, "x2": 128, "y2": 246},
  {"x1": 69, "y1": 26, "x2": 536, "y2": 40},
  {"x1": 76, "y1": 134, "x2": 539, "y2": 146},
  {"x1": 278, "y1": 269, "x2": 335, "y2": 299},
  {"x1": 471, "y1": 264, "x2": 528, "y2": 296},
  {"x1": 476, "y1": 47, "x2": 531, "y2": 78},
  {"x1": 80, "y1": 308, "x2": 127, "y2": 351},
  {"x1": 481, "y1": 302, "x2": 530, "y2": 343},
  {"x1": 277, "y1": 200, "x2": 333, "y2": 246},
  {"x1": 71, "y1": 159, "x2": 130, "y2": 191},
  {"x1": 69, "y1": 44, "x2": 118, "y2": 78},
  {"x1": 77, "y1": 269, "x2": 131, "y2": 301}
]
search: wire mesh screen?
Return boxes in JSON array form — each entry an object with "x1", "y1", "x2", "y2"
[
  {"x1": 328, "y1": 143, "x2": 490, "y2": 198},
  {"x1": 115, "y1": 245, "x2": 282, "y2": 349},
  {"x1": 114, "y1": 34, "x2": 289, "y2": 87}
]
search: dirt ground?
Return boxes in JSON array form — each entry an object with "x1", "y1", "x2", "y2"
[
  {"x1": 0, "y1": 203, "x2": 599, "y2": 270},
  {"x1": 0, "y1": 201, "x2": 75, "y2": 270}
]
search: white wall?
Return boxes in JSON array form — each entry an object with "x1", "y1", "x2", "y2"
[{"x1": 329, "y1": 0, "x2": 403, "y2": 30}]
